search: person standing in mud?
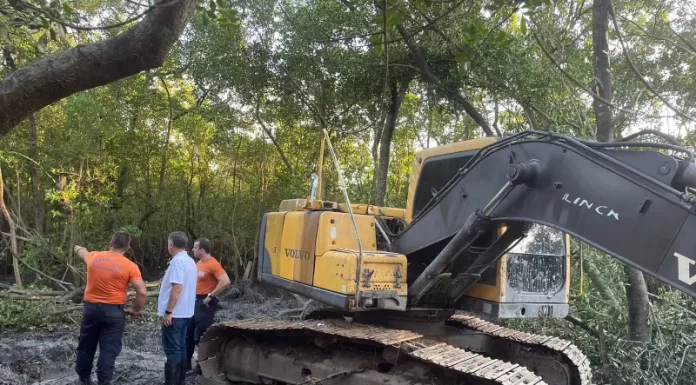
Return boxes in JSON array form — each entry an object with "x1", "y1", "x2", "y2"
[
  {"x1": 185, "y1": 238, "x2": 231, "y2": 375},
  {"x1": 73, "y1": 231, "x2": 148, "y2": 385},
  {"x1": 158, "y1": 231, "x2": 197, "y2": 385}
]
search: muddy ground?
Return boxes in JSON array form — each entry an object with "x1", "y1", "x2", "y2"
[{"x1": 0, "y1": 283, "x2": 300, "y2": 385}]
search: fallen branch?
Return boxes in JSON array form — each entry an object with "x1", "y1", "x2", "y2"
[
  {"x1": 565, "y1": 314, "x2": 600, "y2": 338},
  {"x1": 277, "y1": 298, "x2": 315, "y2": 318},
  {"x1": 292, "y1": 293, "x2": 308, "y2": 305},
  {"x1": 128, "y1": 290, "x2": 159, "y2": 298},
  {"x1": 277, "y1": 307, "x2": 305, "y2": 317},
  {"x1": 48, "y1": 304, "x2": 158, "y2": 317},
  {"x1": 0, "y1": 292, "x2": 66, "y2": 300},
  {"x1": 0, "y1": 286, "x2": 158, "y2": 300},
  {"x1": 12, "y1": 253, "x2": 74, "y2": 291},
  {"x1": 647, "y1": 292, "x2": 696, "y2": 319},
  {"x1": 48, "y1": 305, "x2": 85, "y2": 316},
  {"x1": 0, "y1": 231, "x2": 32, "y2": 242},
  {"x1": 55, "y1": 287, "x2": 85, "y2": 303}
]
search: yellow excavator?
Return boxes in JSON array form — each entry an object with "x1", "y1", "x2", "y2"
[{"x1": 199, "y1": 130, "x2": 696, "y2": 385}]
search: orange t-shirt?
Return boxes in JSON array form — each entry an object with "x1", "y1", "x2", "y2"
[
  {"x1": 196, "y1": 257, "x2": 226, "y2": 295},
  {"x1": 83, "y1": 251, "x2": 142, "y2": 305}
]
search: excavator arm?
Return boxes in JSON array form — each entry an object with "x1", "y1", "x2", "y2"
[{"x1": 394, "y1": 130, "x2": 696, "y2": 304}]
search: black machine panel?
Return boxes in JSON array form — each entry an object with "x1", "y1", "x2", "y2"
[
  {"x1": 393, "y1": 132, "x2": 696, "y2": 300},
  {"x1": 413, "y1": 151, "x2": 477, "y2": 219}
]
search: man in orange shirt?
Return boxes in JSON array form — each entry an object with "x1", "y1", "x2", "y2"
[
  {"x1": 185, "y1": 238, "x2": 230, "y2": 374},
  {"x1": 73, "y1": 232, "x2": 147, "y2": 385}
]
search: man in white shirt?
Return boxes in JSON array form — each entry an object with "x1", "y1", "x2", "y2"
[{"x1": 158, "y1": 231, "x2": 197, "y2": 385}]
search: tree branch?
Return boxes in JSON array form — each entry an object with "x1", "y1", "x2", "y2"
[
  {"x1": 254, "y1": 96, "x2": 293, "y2": 173},
  {"x1": 618, "y1": 15, "x2": 696, "y2": 57},
  {"x1": 619, "y1": 129, "x2": 682, "y2": 146},
  {"x1": 609, "y1": 1, "x2": 696, "y2": 122},
  {"x1": 565, "y1": 314, "x2": 600, "y2": 338},
  {"x1": 666, "y1": 23, "x2": 696, "y2": 56},
  {"x1": 158, "y1": 76, "x2": 173, "y2": 193},
  {"x1": 395, "y1": 24, "x2": 494, "y2": 136},
  {"x1": 612, "y1": 89, "x2": 643, "y2": 128},
  {"x1": 584, "y1": 258, "x2": 622, "y2": 314},
  {"x1": 0, "y1": 0, "x2": 196, "y2": 134},
  {"x1": 531, "y1": 31, "x2": 673, "y2": 120}
]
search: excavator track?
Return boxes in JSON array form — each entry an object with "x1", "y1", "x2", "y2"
[
  {"x1": 196, "y1": 317, "x2": 594, "y2": 385},
  {"x1": 447, "y1": 315, "x2": 592, "y2": 385}
]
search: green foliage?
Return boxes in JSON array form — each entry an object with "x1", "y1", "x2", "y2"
[
  {"x1": 0, "y1": 299, "x2": 70, "y2": 331},
  {"x1": 120, "y1": 225, "x2": 143, "y2": 238}
]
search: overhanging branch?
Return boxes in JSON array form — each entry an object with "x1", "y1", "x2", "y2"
[{"x1": 0, "y1": 0, "x2": 196, "y2": 135}]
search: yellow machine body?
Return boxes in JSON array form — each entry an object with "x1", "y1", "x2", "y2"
[{"x1": 259, "y1": 202, "x2": 409, "y2": 311}]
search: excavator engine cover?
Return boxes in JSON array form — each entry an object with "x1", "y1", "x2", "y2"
[{"x1": 258, "y1": 204, "x2": 408, "y2": 311}]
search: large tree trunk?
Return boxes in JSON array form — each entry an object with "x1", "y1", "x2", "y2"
[
  {"x1": 0, "y1": 0, "x2": 196, "y2": 135},
  {"x1": 592, "y1": 0, "x2": 613, "y2": 141},
  {"x1": 624, "y1": 264, "x2": 652, "y2": 341},
  {"x1": 28, "y1": 114, "x2": 43, "y2": 234},
  {"x1": 591, "y1": 0, "x2": 651, "y2": 342},
  {"x1": 374, "y1": 78, "x2": 410, "y2": 207}
]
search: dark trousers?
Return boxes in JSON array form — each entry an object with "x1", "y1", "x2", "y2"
[
  {"x1": 75, "y1": 302, "x2": 126, "y2": 382},
  {"x1": 161, "y1": 317, "x2": 189, "y2": 365},
  {"x1": 185, "y1": 295, "x2": 218, "y2": 367}
]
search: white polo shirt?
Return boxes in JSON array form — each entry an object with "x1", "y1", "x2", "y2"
[{"x1": 158, "y1": 250, "x2": 198, "y2": 318}]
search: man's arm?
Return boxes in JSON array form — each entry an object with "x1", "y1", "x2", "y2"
[
  {"x1": 162, "y1": 283, "x2": 182, "y2": 326},
  {"x1": 203, "y1": 267, "x2": 231, "y2": 307},
  {"x1": 73, "y1": 245, "x2": 89, "y2": 263},
  {"x1": 126, "y1": 278, "x2": 147, "y2": 315},
  {"x1": 167, "y1": 283, "x2": 183, "y2": 312},
  {"x1": 210, "y1": 272, "x2": 231, "y2": 297}
]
